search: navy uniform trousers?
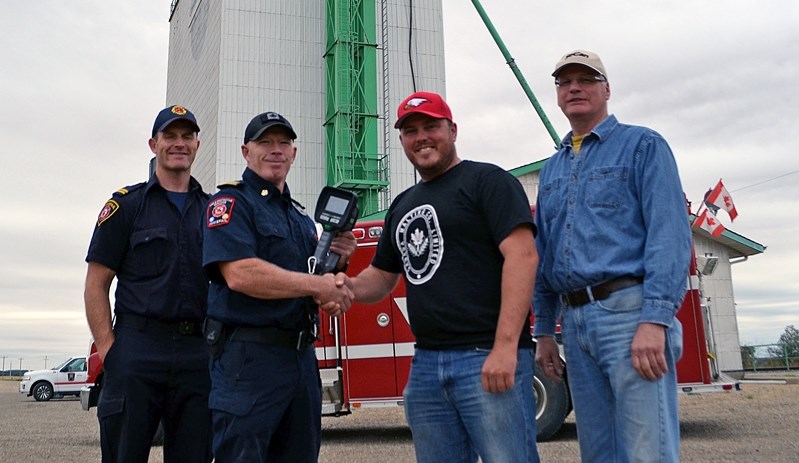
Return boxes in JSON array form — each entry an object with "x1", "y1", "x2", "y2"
[
  {"x1": 209, "y1": 340, "x2": 321, "y2": 463},
  {"x1": 98, "y1": 322, "x2": 212, "y2": 463}
]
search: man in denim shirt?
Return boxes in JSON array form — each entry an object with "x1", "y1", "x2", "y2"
[{"x1": 534, "y1": 50, "x2": 691, "y2": 462}]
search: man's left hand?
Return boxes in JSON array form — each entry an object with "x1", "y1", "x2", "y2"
[
  {"x1": 481, "y1": 345, "x2": 517, "y2": 393},
  {"x1": 631, "y1": 322, "x2": 668, "y2": 381},
  {"x1": 330, "y1": 231, "x2": 357, "y2": 269}
]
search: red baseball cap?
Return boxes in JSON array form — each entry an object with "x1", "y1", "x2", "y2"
[{"x1": 394, "y1": 91, "x2": 453, "y2": 128}]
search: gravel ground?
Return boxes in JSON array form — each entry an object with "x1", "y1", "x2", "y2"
[{"x1": 2, "y1": 375, "x2": 797, "y2": 462}]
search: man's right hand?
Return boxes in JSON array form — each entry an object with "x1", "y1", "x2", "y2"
[
  {"x1": 96, "y1": 336, "x2": 115, "y2": 363},
  {"x1": 315, "y1": 273, "x2": 354, "y2": 317},
  {"x1": 534, "y1": 336, "x2": 564, "y2": 382}
]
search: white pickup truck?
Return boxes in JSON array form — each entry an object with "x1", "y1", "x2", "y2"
[{"x1": 19, "y1": 357, "x2": 89, "y2": 401}]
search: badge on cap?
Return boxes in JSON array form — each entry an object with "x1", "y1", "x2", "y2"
[
  {"x1": 207, "y1": 197, "x2": 235, "y2": 228},
  {"x1": 97, "y1": 200, "x2": 120, "y2": 227},
  {"x1": 171, "y1": 105, "x2": 188, "y2": 115},
  {"x1": 404, "y1": 97, "x2": 428, "y2": 109}
]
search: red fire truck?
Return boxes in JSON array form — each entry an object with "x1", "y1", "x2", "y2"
[
  {"x1": 82, "y1": 210, "x2": 739, "y2": 441},
  {"x1": 315, "y1": 212, "x2": 740, "y2": 441}
]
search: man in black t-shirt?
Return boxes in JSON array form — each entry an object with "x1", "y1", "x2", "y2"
[{"x1": 335, "y1": 92, "x2": 541, "y2": 463}]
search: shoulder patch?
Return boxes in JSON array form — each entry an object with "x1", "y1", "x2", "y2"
[
  {"x1": 207, "y1": 197, "x2": 236, "y2": 228},
  {"x1": 217, "y1": 180, "x2": 243, "y2": 189},
  {"x1": 97, "y1": 200, "x2": 120, "y2": 227}
]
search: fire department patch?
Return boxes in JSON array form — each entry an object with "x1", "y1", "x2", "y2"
[
  {"x1": 207, "y1": 197, "x2": 235, "y2": 228},
  {"x1": 97, "y1": 200, "x2": 120, "y2": 227}
]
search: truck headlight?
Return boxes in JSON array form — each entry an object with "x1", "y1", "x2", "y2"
[{"x1": 23, "y1": 375, "x2": 31, "y2": 380}]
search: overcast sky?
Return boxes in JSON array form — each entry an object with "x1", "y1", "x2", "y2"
[{"x1": 1, "y1": 1, "x2": 796, "y2": 372}]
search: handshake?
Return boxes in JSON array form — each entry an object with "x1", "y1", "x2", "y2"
[{"x1": 314, "y1": 272, "x2": 354, "y2": 317}]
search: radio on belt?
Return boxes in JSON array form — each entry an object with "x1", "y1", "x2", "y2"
[{"x1": 309, "y1": 186, "x2": 359, "y2": 275}]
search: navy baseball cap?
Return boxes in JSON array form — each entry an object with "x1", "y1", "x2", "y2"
[
  {"x1": 244, "y1": 111, "x2": 297, "y2": 143},
  {"x1": 151, "y1": 105, "x2": 200, "y2": 138}
]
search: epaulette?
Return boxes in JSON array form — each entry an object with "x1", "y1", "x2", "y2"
[
  {"x1": 111, "y1": 182, "x2": 146, "y2": 198},
  {"x1": 290, "y1": 198, "x2": 308, "y2": 216},
  {"x1": 217, "y1": 180, "x2": 243, "y2": 189}
]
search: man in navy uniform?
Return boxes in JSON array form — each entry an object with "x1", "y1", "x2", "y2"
[
  {"x1": 85, "y1": 105, "x2": 212, "y2": 463},
  {"x1": 203, "y1": 111, "x2": 356, "y2": 462}
]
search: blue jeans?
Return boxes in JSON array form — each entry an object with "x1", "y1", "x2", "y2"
[
  {"x1": 403, "y1": 348, "x2": 539, "y2": 463},
  {"x1": 561, "y1": 284, "x2": 683, "y2": 463}
]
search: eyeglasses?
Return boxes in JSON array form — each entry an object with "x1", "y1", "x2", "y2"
[{"x1": 554, "y1": 75, "x2": 607, "y2": 88}]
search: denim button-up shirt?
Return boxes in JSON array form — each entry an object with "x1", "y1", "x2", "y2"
[{"x1": 533, "y1": 115, "x2": 692, "y2": 336}]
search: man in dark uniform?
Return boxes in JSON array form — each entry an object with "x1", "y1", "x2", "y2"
[
  {"x1": 202, "y1": 111, "x2": 356, "y2": 462},
  {"x1": 85, "y1": 105, "x2": 212, "y2": 463}
]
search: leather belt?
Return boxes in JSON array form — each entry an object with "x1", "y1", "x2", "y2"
[
  {"x1": 115, "y1": 312, "x2": 203, "y2": 337},
  {"x1": 227, "y1": 325, "x2": 316, "y2": 350},
  {"x1": 560, "y1": 276, "x2": 643, "y2": 307}
]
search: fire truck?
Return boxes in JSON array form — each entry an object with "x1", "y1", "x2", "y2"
[{"x1": 315, "y1": 211, "x2": 741, "y2": 441}]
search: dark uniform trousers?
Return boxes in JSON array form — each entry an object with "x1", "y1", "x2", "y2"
[
  {"x1": 209, "y1": 340, "x2": 321, "y2": 463},
  {"x1": 98, "y1": 320, "x2": 212, "y2": 463}
]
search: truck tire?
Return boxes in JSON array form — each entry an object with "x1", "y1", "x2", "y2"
[
  {"x1": 533, "y1": 362, "x2": 570, "y2": 441},
  {"x1": 32, "y1": 381, "x2": 54, "y2": 402}
]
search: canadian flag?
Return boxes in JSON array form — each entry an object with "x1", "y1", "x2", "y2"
[
  {"x1": 705, "y1": 179, "x2": 738, "y2": 221},
  {"x1": 694, "y1": 208, "x2": 726, "y2": 237}
]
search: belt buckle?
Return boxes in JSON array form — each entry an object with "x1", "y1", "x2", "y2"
[{"x1": 179, "y1": 321, "x2": 195, "y2": 336}]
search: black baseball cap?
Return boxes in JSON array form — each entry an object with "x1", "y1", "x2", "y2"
[
  {"x1": 151, "y1": 105, "x2": 200, "y2": 138},
  {"x1": 244, "y1": 111, "x2": 297, "y2": 143}
]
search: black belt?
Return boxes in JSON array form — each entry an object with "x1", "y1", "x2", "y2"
[
  {"x1": 560, "y1": 276, "x2": 643, "y2": 307},
  {"x1": 227, "y1": 325, "x2": 316, "y2": 350},
  {"x1": 115, "y1": 313, "x2": 203, "y2": 337}
]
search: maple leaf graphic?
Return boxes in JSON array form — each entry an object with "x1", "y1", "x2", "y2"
[{"x1": 408, "y1": 228, "x2": 429, "y2": 257}]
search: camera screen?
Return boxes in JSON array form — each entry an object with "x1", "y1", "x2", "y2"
[{"x1": 325, "y1": 195, "x2": 349, "y2": 215}]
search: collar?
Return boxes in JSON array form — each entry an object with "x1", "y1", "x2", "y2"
[
  {"x1": 242, "y1": 168, "x2": 292, "y2": 201},
  {"x1": 561, "y1": 114, "x2": 618, "y2": 148},
  {"x1": 145, "y1": 174, "x2": 203, "y2": 195}
]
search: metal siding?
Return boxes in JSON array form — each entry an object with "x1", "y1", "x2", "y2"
[
  {"x1": 384, "y1": 0, "x2": 445, "y2": 198},
  {"x1": 167, "y1": 0, "x2": 327, "y2": 206},
  {"x1": 693, "y1": 235, "x2": 744, "y2": 371},
  {"x1": 166, "y1": 0, "x2": 222, "y2": 193}
]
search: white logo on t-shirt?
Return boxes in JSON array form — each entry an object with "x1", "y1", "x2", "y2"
[{"x1": 396, "y1": 204, "x2": 443, "y2": 285}]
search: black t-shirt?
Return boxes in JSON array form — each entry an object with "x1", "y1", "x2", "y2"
[{"x1": 372, "y1": 161, "x2": 535, "y2": 349}]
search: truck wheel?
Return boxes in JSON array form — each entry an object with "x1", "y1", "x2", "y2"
[
  {"x1": 533, "y1": 362, "x2": 570, "y2": 441},
  {"x1": 32, "y1": 382, "x2": 54, "y2": 402}
]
